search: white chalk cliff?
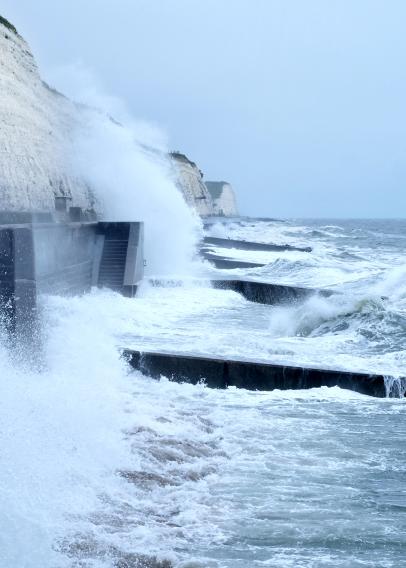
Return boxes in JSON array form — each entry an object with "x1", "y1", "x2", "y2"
[
  {"x1": 205, "y1": 181, "x2": 239, "y2": 216},
  {"x1": 169, "y1": 152, "x2": 214, "y2": 216},
  {"x1": 170, "y1": 153, "x2": 239, "y2": 217},
  {"x1": 0, "y1": 16, "x2": 96, "y2": 214},
  {"x1": 0, "y1": 15, "x2": 239, "y2": 219}
]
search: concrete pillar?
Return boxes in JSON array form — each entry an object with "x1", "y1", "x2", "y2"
[
  {"x1": 0, "y1": 225, "x2": 38, "y2": 351},
  {"x1": 12, "y1": 227, "x2": 38, "y2": 343}
]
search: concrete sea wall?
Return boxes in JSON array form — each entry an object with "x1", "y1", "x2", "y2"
[
  {"x1": 0, "y1": 221, "x2": 144, "y2": 342},
  {"x1": 34, "y1": 223, "x2": 98, "y2": 296}
]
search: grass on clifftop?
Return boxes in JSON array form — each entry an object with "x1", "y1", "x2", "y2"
[{"x1": 0, "y1": 15, "x2": 19, "y2": 36}]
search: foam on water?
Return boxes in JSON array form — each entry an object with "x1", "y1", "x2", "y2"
[
  {"x1": 0, "y1": 292, "x2": 233, "y2": 566},
  {"x1": 0, "y1": 286, "x2": 405, "y2": 567},
  {"x1": 204, "y1": 219, "x2": 406, "y2": 289},
  {"x1": 88, "y1": 280, "x2": 403, "y2": 379},
  {"x1": 1, "y1": 219, "x2": 406, "y2": 567},
  {"x1": 197, "y1": 219, "x2": 406, "y2": 376},
  {"x1": 0, "y1": 295, "x2": 131, "y2": 566}
]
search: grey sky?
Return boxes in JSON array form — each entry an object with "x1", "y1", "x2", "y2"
[{"x1": 2, "y1": 0, "x2": 406, "y2": 217}]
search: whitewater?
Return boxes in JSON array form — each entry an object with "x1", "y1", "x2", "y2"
[{"x1": 1, "y1": 218, "x2": 405, "y2": 567}]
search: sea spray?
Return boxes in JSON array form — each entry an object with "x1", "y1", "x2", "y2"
[
  {"x1": 46, "y1": 62, "x2": 203, "y2": 277},
  {"x1": 73, "y1": 110, "x2": 202, "y2": 276},
  {"x1": 383, "y1": 375, "x2": 406, "y2": 398},
  {"x1": 0, "y1": 219, "x2": 406, "y2": 567},
  {"x1": 373, "y1": 264, "x2": 406, "y2": 300},
  {"x1": 267, "y1": 292, "x2": 386, "y2": 338},
  {"x1": 0, "y1": 290, "x2": 232, "y2": 567},
  {"x1": 0, "y1": 294, "x2": 132, "y2": 567}
]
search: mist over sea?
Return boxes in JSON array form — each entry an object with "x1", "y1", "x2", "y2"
[{"x1": 1, "y1": 218, "x2": 405, "y2": 567}]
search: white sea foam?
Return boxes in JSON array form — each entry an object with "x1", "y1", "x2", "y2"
[
  {"x1": 1, "y1": 219, "x2": 406, "y2": 567},
  {"x1": 203, "y1": 219, "x2": 406, "y2": 288},
  {"x1": 0, "y1": 278, "x2": 404, "y2": 567},
  {"x1": 373, "y1": 264, "x2": 406, "y2": 300},
  {"x1": 0, "y1": 295, "x2": 132, "y2": 566}
]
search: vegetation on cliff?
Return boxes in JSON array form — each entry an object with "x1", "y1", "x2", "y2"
[
  {"x1": 170, "y1": 151, "x2": 197, "y2": 169},
  {"x1": 0, "y1": 15, "x2": 19, "y2": 36}
]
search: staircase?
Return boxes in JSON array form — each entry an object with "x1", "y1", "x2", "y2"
[
  {"x1": 98, "y1": 238, "x2": 128, "y2": 291},
  {"x1": 94, "y1": 222, "x2": 144, "y2": 297}
]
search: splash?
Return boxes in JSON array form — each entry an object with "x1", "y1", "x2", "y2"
[
  {"x1": 0, "y1": 291, "x2": 229, "y2": 567},
  {"x1": 48, "y1": 63, "x2": 203, "y2": 276},
  {"x1": 267, "y1": 292, "x2": 385, "y2": 338},
  {"x1": 0, "y1": 294, "x2": 132, "y2": 566},
  {"x1": 73, "y1": 111, "x2": 202, "y2": 276},
  {"x1": 384, "y1": 375, "x2": 406, "y2": 398},
  {"x1": 373, "y1": 264, "x2": 406, "y2": 300}
]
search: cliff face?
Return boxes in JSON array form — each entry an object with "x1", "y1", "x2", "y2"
[
  {"x1": 0, "y1": 17, "x2": 96, "y2": 215},
  {"x1": 205, "y1": 181, "x2": 239, "y2": 216},
  {"x1": 0, "y1": 15, "x2": 239, "y2": 221},
  {"x1": 169, "y1": 152, "x2": 214, "y2": 216}
]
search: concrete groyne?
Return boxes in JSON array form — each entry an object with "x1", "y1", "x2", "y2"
[
  {"x1": 202, "y1": 236, "x2": 312, "y2": 253},
  {"x1": 211, "y1": 279, "x2": 332, "y2": 305},
  {"x1": 200, "y1": 251, "x2": 266, "y2": 269},
  {"x1": 123, "y1": 349, "x2": 394, "y2": 398},
  {"x1": 200, "y1": 237, "x2": 312, "y2": 269},
  {"x1": 148, "y1": 278, "x2": 332, "y2": 306}
]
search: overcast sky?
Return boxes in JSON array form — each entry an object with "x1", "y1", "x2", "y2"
[{"x1": 2, "y1": 0, "x2": 406, "y2": 217}]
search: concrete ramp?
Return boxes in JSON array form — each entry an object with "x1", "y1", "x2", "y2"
[{"x1": 123, "y1": 349, "x2": 400, "y2": 398}]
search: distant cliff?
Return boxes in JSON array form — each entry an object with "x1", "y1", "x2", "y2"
[
  {"x1": 0, "y1": 16, "x2": 97, "y2": 216},
  {"x1": 205, "y1": 181, "x2": 239, "y2": 217},
  {"x1": 169, "y1": 152, "x2": 214, "y2": 216},
  {"x1": 170, "y1": 153, "x2": 239, "y2": 217}
]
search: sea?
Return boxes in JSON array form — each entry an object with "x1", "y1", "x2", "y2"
[{"x1": 0, "y1": 218, "x2": 405, "y2": 568}]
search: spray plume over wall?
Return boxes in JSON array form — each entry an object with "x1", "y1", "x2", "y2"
[
  {"x1": 0, "y1": 34, "x2": 215, "y2": 567},
  {"x1": 51, "y1": 63, "x2": 202, "y2": 276}
]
